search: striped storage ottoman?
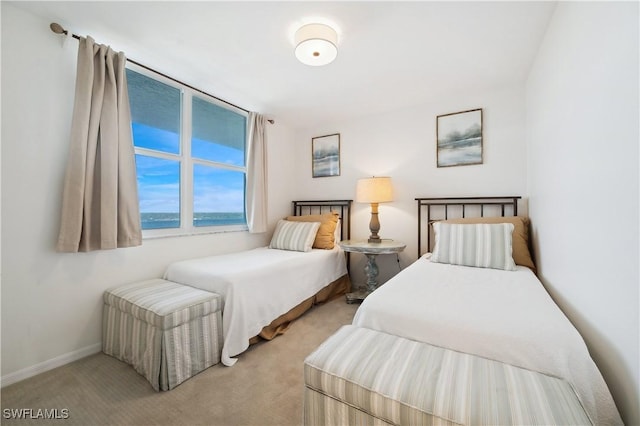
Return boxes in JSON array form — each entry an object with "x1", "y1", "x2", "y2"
[
  {"x1": 103, "y1": 278, "x2": 222, "y2": 391},
  {"x1": 304, "y1": 325, "x2": 591, "y2": 426}
]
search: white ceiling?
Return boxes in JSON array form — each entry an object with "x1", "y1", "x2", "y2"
[{"x1": 13, "y1": 1, "x2": 556, "y2": 129}]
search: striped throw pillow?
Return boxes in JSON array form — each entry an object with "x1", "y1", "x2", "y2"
[
  {"x1": 431, "y1": 222, "x2": 517, "y2": 271},
  {"x1": 269, "y1": 220, "x2": 321, "y2": 252}
]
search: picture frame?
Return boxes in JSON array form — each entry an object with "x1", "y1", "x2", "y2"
[
  {"x1": 436, "y1": 108, "x2": 483, "y2": 167},
  {"x1": 312, "y1": 133, "x2": 341, "y2": 177}
]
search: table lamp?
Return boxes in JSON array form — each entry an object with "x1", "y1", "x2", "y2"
[{"x1": 356, "y1": 177, "x2": 393, "y2": 243}]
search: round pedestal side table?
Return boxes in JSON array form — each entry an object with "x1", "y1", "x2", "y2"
[{"x1": 338, "y1": 239, "x2": 406, "y2": 304}]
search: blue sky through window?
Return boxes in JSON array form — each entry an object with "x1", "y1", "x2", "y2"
[
  {"x1": 192, "y1": 138, "x2": 244, "y2": 166},
  {"x1": 134, "y1": 124, "x2": 244, "y2": 214},
  {"x1": 193, "y1": 165, "x2": 244, "y2": 213},
  {"x1": 135, "y1": 154, "x2": 179, "y2": 214},
  {"x1": 132, "y1": 122, "x2": 179, "y2": 154}
]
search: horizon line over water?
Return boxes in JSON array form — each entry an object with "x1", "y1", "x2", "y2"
[{"x1": 141, "y1": 212, "x2": 245, "y2": 229}]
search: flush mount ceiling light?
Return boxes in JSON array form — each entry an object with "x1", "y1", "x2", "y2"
[{"x1": 294, "y1": 23, "x2": 338, "y2": 66}]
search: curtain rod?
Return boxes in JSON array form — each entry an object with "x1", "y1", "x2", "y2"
[{"x1": 50, "y1": 22, "x2": 274, "y2": 124}]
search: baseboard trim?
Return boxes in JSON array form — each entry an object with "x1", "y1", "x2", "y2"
[{"x1": 1, "y1": 343, "x2": 102, "y2": 388}]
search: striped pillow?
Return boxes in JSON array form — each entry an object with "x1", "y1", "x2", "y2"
[
  {"x1": 269, "y1": 220, "x2": 321, "y2": 252},
  {"x1": 431, "y1": 222, "x2": 517, "y2": 271},
  {"x1": 285, "y1": 212, "x2": 339, "y2": 249}
]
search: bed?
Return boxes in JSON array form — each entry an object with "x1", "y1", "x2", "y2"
[
  {"x1": 348, "y1": 197, "x2": 621, "y2": 425},
  {"x1": 164, "y1": 200, "x2": 352, "y2": 366}
]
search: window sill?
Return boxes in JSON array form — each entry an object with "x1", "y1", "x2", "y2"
[{"x1": 142, "y1": 224, "x2": 249, "y2": 240}]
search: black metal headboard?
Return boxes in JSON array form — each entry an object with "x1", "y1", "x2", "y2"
[
  {"x1": 292, "y1": 200, "x2": 353, "y2": 269},
  {"x1": 416, "y1": 196, "x2": 521, "y2": 257},
  {"x1": 292, "y1": 200, "x2": 352, "y2": 241}
]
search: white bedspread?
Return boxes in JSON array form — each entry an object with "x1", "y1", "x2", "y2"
[
  {"x1": 165, "y1": 246, "x2": 347, "y2": 366},
  {"x1": 353, "y1": 256, "x2": 622, "y2": 425}
]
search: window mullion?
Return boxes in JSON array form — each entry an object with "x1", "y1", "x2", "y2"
[
  {"x1": 181, "y1": 90, "x2": 193, "y2": 231},
  {"x1": 134, "y1": 147, "x2": 180, "y2": 161},
  {"x1": 192, "y1": 157, "x2": 246, "y2": 173}
]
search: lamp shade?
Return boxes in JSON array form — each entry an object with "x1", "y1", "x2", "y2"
[
  {"x1": 356, "y1": 177, "x2": 393, "y2": 204},
  {"x1": 294, "y1": 23, "x2": 338, "y2": 66}
]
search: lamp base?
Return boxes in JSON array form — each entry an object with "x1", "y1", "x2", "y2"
[{"x1": 368, "y1": 204, "x2": 382, "y2": 244}]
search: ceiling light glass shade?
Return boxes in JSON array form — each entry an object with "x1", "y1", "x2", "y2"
[{"x1": 294, "y1": 23, "x2": 338, "y2": 66}]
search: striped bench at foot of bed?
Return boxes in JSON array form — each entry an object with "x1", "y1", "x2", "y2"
[
  {"x1": 103, "y1": 278, "x2": 223, "y2": 391},
  {"x1": 304, "y1": 325, "x2": 591, "y2": 426}
]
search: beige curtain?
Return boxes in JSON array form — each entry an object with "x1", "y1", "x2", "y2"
[
  {"x1": 57, "y1": 36, "x2": 141, "y2": 252},
  {"x1": 245, "y1": 112, "x2": 268, "y2": 233}
]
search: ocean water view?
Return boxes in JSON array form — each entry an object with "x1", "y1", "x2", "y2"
[{"x1": 141, "y1": 212, "x2": 245, "y2": 229}]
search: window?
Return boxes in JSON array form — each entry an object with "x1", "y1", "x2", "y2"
[{"x1": 126, "y1": 66, "x2": 248, "y2": 236}]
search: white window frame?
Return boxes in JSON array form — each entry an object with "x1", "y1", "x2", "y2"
[{"x1": 128, "y1": 63, "x2": 249, "y2": 239}]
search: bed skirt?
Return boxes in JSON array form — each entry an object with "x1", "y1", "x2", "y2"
[{"x1": 250, "y1": 274, "x2": 351, "y2": 344}]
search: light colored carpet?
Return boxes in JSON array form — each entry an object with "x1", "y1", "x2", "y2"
[{"x1": 1, "y1": 297, "x2": 359, "y2": 426}]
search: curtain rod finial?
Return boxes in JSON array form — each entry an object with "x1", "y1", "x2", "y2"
[{"x1": 50, "y1": 22, "x2": 67, "y2": 35}]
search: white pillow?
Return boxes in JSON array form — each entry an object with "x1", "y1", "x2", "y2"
[
  {"x1": 431, "y1": 222, "x2": 517, "y2": 271},
  {"x1": 269, "y1": 220, "x2": 321, "y2": 252}
]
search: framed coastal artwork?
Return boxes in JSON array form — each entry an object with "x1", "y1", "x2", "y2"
[
  {"x1": 436, "y1": 108, "x2": 483, "y2": 167},
  {"x1": 312, "y1": 133, "x2": 340, "y2": 177}
]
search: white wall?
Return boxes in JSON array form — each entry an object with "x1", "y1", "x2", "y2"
[
  {"x1": 4, "y1": 5, "x2": 637, "y2": 424},
  {"x1": 0, "y1": 3, "x2": 295, "y2": 383},
  {"x1": 526, "y1": 2, "x2": 639, "y2": 425},
  {"x1": 293, "y1": 85, "x2": 528, "y2": 284}
]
